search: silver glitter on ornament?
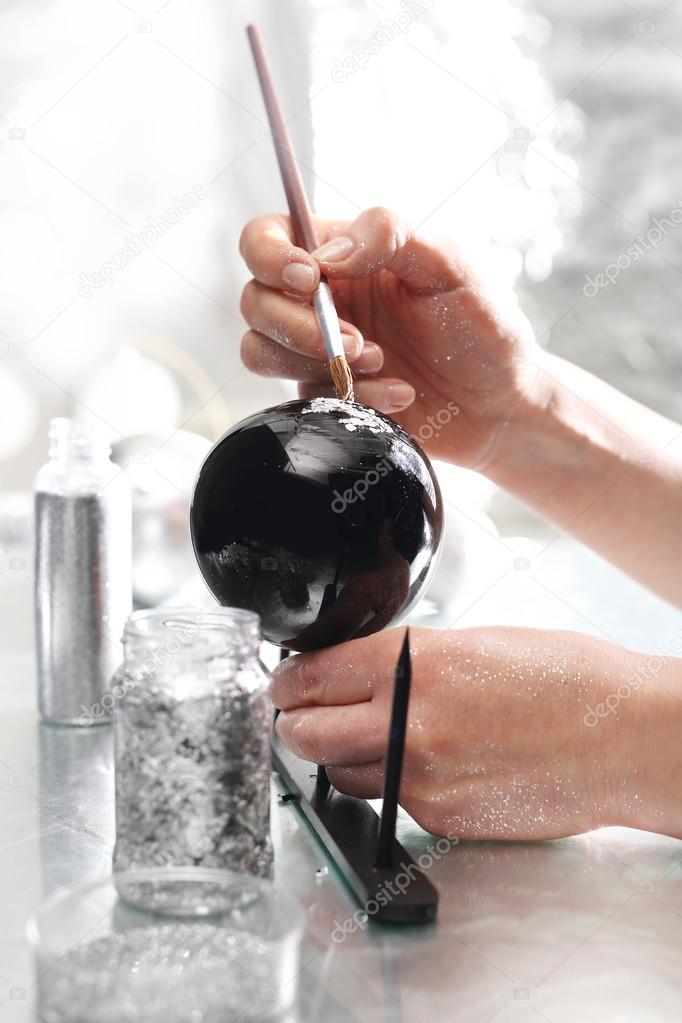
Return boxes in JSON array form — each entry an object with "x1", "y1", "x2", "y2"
[{"x1": 113, "y1": 609, "x2": 273, "y2": 891}]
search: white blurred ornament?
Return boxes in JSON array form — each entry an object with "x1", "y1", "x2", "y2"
[
  {"x1": 111, "y1": 430, "x2": 211, "y2": 607},
  {"x1": 80, "y1": 346, "x2": 182, "y2": 439},
  {"x1": 409, "y1": 462, "x2": 508, "y2": 625},
  {"x1": 0, "y1": 363, "x2": 39, "y2": 459}
]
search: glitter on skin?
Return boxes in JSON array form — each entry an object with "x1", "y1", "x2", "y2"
[{"x1": 271, "y1": 625, "x2": 652, "y2": 841}]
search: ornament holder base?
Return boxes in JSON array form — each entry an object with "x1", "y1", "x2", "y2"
[
  {"x1": 272, "y1": 635, "x2": 439, "y2": 925},
  {"x1": 272, "y1": 736, "x2": 439, "y2": 924}
]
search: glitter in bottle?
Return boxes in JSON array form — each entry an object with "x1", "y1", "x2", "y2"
[
  {"x1": 34, "y1": 418, "x2": 132, "y2": 726},
  {"x1": 113, "y1": 608, "x2": 273, "y2": 892}
]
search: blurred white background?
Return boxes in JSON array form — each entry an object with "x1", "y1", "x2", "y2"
[
  {"x1": 1, "y1": 0, "x2": 681, "y2": 600},
  {"x1": 0, "y1": 0, "x2": 579, "y2": 482}
]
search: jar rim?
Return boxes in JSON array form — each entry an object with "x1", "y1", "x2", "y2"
[{"x1": 123, "y1": 606, "x2": 260, "y2": 642}]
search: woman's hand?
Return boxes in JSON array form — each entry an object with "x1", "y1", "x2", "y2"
[
  {"x1": 239, "y1": 207, "x2": 542, "y2": 468},
  {"x1": 239, "y1": 206, "x2": 682, "y2": 603},
  {"x1": 270, "y1": 626, "x2": 682, "y2": 841}
]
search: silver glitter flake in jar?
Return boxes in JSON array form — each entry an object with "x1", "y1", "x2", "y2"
[
  {"x1": 113, "y1": 608, "x2": 273, "y2": 888},
  {"x1": 34, "y1": 418, "x2": 132, "y2": 726}
]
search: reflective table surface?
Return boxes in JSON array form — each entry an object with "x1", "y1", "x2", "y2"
[{"x1": 2, "y1": 534, "x2": 682, "y2": 1022}]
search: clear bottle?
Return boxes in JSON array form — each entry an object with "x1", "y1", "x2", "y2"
[
  {"x1": 34, "y1": 418, "x2": 132, "y2": 725},
  {"x1": 112, "y1": 607, "x2": 273, "y2": 889}
]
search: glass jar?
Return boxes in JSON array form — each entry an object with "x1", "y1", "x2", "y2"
[
  {"x1": 28, "y1": 869, "x2": 304, "y2": 1023},
  {"x1": 113, "y1": 607, "x2": 273, "y2": 882}
]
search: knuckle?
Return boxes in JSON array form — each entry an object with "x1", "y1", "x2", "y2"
[
  {"x1": 239, "y1": 331, "x2": 260, "y2": 370},
  {"x1": 296, "y1": 653, "x2": 322, "y2": 700},
  {"x1": 292, "y1": 714, "x2": 325, "y2": 764},
  {"x1": 295, "y1": 310, "x2": 314, "y2": 342},
  {"x1": 457, "y1": 290, "x2": 508, "y2": 353},
  {"x1": 365, "y1": 205, "x2": 396, "y2": 227},
  {"x1": 324, "y1": 766, "x2": 345, "y2": 791},
  {"x1": 269, "y1": 664, "x2": 288, "y2": 710},
  {"x1": 406, "y1": 725, "x2": 432, "y2": 761},
  {"x1": 325, "y1": 766, "x2": 361, "y2": 796},
  {"x1": 239, "y1": 279, "x2": 258, "y2": 322},
  {"x1": 406, "y1": 798, "x2": 446, "y2": 837},
  {"x1": 238, "y1": 219, "x2": 257, "y2": 260},
  {"x1": 364, "y1": 206, "x2": 405, "y2": 253},
  {"x1": 282, "y1": 307, "x2": 314, "y2": 348}
]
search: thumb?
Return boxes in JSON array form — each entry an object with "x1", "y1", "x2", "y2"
[{"x1": 311, "y1": 206, "x2": 477, "y2": 295}]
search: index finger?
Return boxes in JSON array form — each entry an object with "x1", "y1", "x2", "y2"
[
  {"x1": 271, "y1": 646, "x2": 374, "y2": 711},
  {"x1": 239, "y1": 213, "x2": 350, "y2": 294},
  {"x1": 270, "y1": 629, "x2": 404, "y2": 711}
]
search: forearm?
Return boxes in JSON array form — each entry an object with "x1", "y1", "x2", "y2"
[{"x1": 486, "y1": 352, "x2": 682, "y2": 606}]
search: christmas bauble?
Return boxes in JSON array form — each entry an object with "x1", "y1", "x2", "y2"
[{"x1": 190, "y1": 397, "x2": 443, "y2": 650}]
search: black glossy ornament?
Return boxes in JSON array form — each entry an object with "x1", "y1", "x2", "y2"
[{"x1": 190, "y1": 397, "x2": 443, "y2": 651}]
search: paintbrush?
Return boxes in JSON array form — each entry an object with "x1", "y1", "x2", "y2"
[
  {"x1": 375, "y1": 630, "x2": 412, "y2": 868},
  {"x1": 247, "y1": 23, "x2": 354, "y2": 402}
]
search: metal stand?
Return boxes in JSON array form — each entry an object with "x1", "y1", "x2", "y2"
[
  {"x1": 272, "y1": 747, "x2": 438, "y2": 924},
  {"x1": 273, "y1": 632, "x2": 438, "y2": 924}
]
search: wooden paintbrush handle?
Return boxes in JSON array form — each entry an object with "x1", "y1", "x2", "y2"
[{"x1": 247, "y1": 24, "x2": 319, "y2": 252}]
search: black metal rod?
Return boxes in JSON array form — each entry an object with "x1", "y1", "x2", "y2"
[
  {"x1": 316, "y1": 762, "x2": 331, "y2": 794},
  {"x1": 375, "y1": 630, "x2": 411, "y2": 868}
]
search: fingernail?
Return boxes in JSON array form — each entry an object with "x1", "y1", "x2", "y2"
[
  {"x1": 282, "y1": 262, "x2": 315, "y2": 293},
  {"x1": 341, "y1": 332, "x2": 363, "y2": 359},
  {"x1": 385, "y1": 383, "x2": 415, "y2": 412},
  {"x1": 352, "y1": 342, "x2": 383, "y2": 373},
  {"x1": 313, "y1": 236, "x2": 355, "y2": 263}
]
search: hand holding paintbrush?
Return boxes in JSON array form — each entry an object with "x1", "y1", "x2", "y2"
[{"x1": 238, "y1": 66, "x2": 537, "y2": 454}]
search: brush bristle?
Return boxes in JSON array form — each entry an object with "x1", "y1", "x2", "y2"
[{"x1": 329, "y1": 355, "x2": 354, "y2": 402}]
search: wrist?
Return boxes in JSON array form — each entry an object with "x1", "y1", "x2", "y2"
[
  {"x1": 611, "y1": 652, "x2": 682, "y2": 837},
  {"x1": 438, "y1": 348, "x2": 558, "y2": 477},
  {"x1": 480, "y1": 350, "x2": 629, "y2": 504},
  {"x1": 482, "y1": 350, "x2": 587, "y2": 481}
]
